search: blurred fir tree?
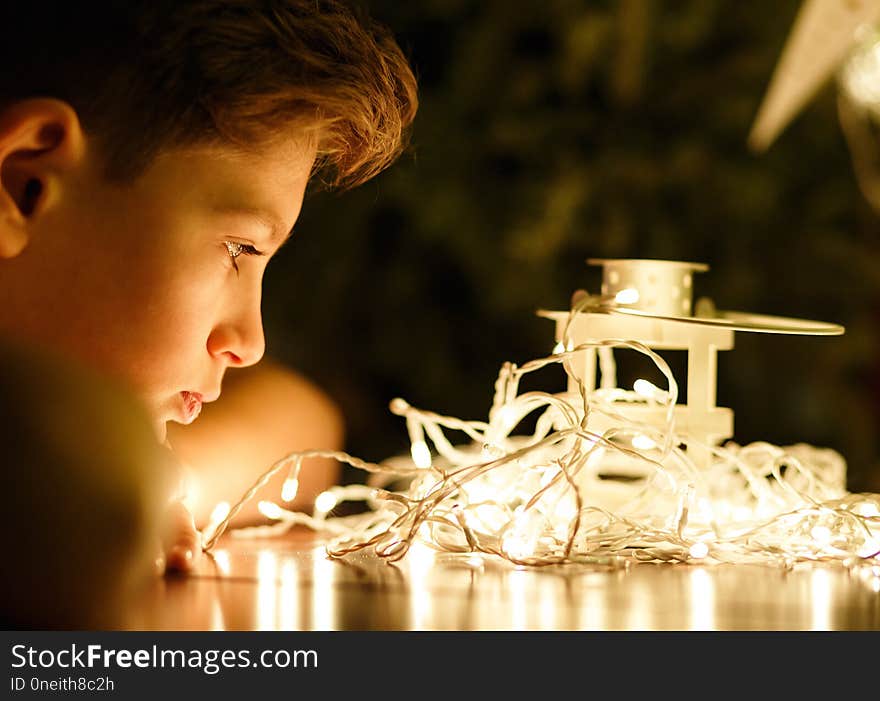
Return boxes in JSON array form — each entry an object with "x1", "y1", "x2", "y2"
[{"x1": 262, "y1": 0, "x2": 880, "y2": 492}]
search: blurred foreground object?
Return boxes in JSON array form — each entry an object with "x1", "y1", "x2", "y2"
[
  {"x1": 0, "y1": 338, "x2": 169, "y2": 629},
  {"x1": 837, "y1": 22, "x2": 880, "y2": 210}
]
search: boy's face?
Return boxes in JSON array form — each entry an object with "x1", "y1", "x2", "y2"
[{"x1": 0, "y1": 126, "x2": 315, "y2": 441}]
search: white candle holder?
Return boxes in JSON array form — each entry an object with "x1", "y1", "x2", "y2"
[{"x1": 538, "y1": 258, "x2": 844, "y2": 473}]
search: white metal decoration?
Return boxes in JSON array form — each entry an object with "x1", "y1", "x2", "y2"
[
  {"x1": 538, "y1": 258, "x2": 843, "y2": 475},
  {"x1": 749, "y1": 0, "x2": 880, "y2": 151}
]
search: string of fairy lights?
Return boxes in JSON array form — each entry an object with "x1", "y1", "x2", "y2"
[{"x1": 201, "y1": 288, "x2": 880, "y2": 579}]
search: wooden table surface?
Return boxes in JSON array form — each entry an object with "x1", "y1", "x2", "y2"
[{"x1": 127, "y1": 528, "x2": 880, "y2": 631}]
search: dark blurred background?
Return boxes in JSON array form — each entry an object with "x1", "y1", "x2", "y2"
[{"x1": 261, "y1": 0, "x2": 880, "y2": 493}]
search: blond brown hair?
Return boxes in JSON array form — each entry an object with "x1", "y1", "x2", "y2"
[{"x1": 0, "y1": 0, "x2": 418, "y2": 189}]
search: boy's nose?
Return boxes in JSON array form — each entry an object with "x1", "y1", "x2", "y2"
[{"x1": 206, "y1": 304, "x2": 266, "y2": 369}]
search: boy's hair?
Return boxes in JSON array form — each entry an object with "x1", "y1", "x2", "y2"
[{"x1": 0, "y1": 0, "x2": 418, "y2": 189}]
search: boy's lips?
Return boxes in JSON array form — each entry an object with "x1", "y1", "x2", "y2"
[{"x1": 179, "y1": 391, "x2": 204, "y2": 425}]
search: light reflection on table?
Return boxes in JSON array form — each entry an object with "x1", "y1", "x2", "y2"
[{"x1": 128, "y1": 529, "x2": 880, "y2": 631}]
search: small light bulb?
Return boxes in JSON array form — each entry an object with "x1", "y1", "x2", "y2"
[
  {"x1": 858, "y1": 538, "x2": 880, "y2": 558},
  {"x1": 503, "y1": 533, "x2": 535, "y2": 560},
  {"x1": 259, "y1": 500, "x2": 284, "y2": 520},
  {"x1": 411, "y1": 439, "x2": 432, "y2": 469},
  {"x1": 811, "y1": 525, "x2": 832, "y2": 543},
  {"x1": 553, "y1": 341, "x2": 565, "y2": 354},
  {"x1": 208, "y1": 501, "x2": 230, "y2": 525},
  {"x1": 540, "y1": 466, "x2": 562, "y2": 488},
  {"x1": 632, "y1": 434, "x2": 656, "y2": 451},
  {"x1": 614, "y1": 288, "x2": 639, "y2": 305},
  {"x1": 689, "y1": 542, "x2": 709, "y2": 559},
  {"x1": 281, "y1": 477, "x2": 299, "y2": 502},
  {"x1": 201, "y1": 501, "x2": 231, "y2": 545},
  {"x1": 314, "y1": 490, "x2": 338, "y2": 514},
  {"x1": 854, "y1": 502, "x2": 880, "y2": 517},
  {"x1": 553, "y1": 497, "x2": 577, "y2": 522},
  {"x1": 498, "y1": 405, "x2": 516, "y2": 426},
  {"x1": 633, "y1": 378, "x2": 657, "y2": 397},
  {"x1": 633, "y1": 378, "x2": 668, "y2": 403}
]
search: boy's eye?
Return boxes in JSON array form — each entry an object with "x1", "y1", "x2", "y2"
[{"x1": 223, "y1": 241, "x2": 262, "y2": 271}]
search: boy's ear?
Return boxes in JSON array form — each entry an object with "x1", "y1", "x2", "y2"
[{"x1": 0, "y1": 98, "x2": 85, "y2": 258}]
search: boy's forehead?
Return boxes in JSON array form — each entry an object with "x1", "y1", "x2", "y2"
[
  {"x1": 158, "y1": 135, "x2": 316, "y2": 179},
  {"x1": 186, "y1": 132, "x2": 316, "y2": 164},
  {"x1": 209, "y1": 205, "x2": 293, "y2": 245},
  {"x1": 145, "y1": 137, "x2": 315, "y2": 236}
]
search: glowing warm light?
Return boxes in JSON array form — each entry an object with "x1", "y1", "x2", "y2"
[
  {"x1": 509, "y1": 569, "x2": 529, "y2": 629},
  {"x1": 256, "y1": 551, "x2": 278, "y2": 631},
  {"x1": 259, "y1": 500, "x2": 284, "y2": 520},
  {"x1": 854, "y1": 502, "x2": 880, "y2": 517},
  {"x1": 214, "y1": 339, "x2": 879, "y2": 572},
  {"x1": 689, "y1": 542, "x2": 709, "y2": 559},
  {"x1": 200, "y1": 500, "x2": 231, "y2": 548},
  {"x1": 633, "y1": 378, "x2": 655, "y2": 397},
  {"x1": 407, "y1": 540, "x2": 436, "y2": 574},
  {"x1": 209, "y1": 501, "x2": 231, "y2": 524},
  {"x1": 625, "y1": 580, "x2": 656, "y2": 630},
  {"x1": 631, "y1": 434, "x2": 657, "y2": 451},
  {"x1": 810, "y1": 569, "x2": 832, "y2": 631},
  {"x1": 688, "y1": 568, "x2": 715, "y2": 630},
  {"x1": 279, "y1": 560, "x2": 300, "y2": 630},
  {"x1": 407, "y1": 541, "x2": 436, "y2": 629},
  {"x1": 207, "y1": 262, "x2": 880, "y2": 577},
  {"x1": 552, "y1": 494, "x2": 578, "y2": 523},
  {"x1": 859, "y1": 538, "x2": 880, "y2": 557},
  {"x1": 314, "y1": 491, "x2": 338, "y2": 514},
  {"x1": 410, "y1": 439, "x2": 432, "y2": 469},
  {"x1": 841, "y1": 33, "x2": 880, "y2": 112},
  {"x1": 614, "y1": 288, "x2": 639, "y2": 305},
  {"x1": 811, "y1": 525, "x2": 832, "y2": 544},
  {"x1": 210, "y1": 548, "x2": 230, "y2": 576},
  {"x1": 466, "y1": 554, "x2": 484, "y2": 568},
  {"x1": 553, "y1": 341, "x2": 565, "y2": 355},
  {"x1": 281, "y1": 477, "x2": 299, "y2": 502},
  {"x1": 540, "y1": 466, "x2": 561, "y2": 488},
  {"x1": 497, "y1": 405, "x2": 517, "y2": 426},
  {"x1": 210, "y1": 597, "x2": 226, "y2": 632},
  {"x1": 633, "y1": 378, "x2": 667, "y2": 403}
]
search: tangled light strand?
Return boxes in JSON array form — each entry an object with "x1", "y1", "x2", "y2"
[{"x1": 204, "y1": 294, "x2": 880, "y2": 576}]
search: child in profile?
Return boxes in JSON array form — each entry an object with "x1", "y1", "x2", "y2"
[{"x1": 0, "y1": 0, "x2": 417, "y2": 628}]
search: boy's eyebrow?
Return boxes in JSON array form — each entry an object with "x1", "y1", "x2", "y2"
[{"x1": 212, "y1": 206, "x2": 295, "y2": 246}]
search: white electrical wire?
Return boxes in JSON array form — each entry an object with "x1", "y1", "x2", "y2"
[{"x1": 204, "y1": 294, "x2": 880, "y2": 579}]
